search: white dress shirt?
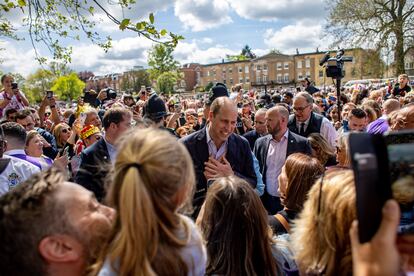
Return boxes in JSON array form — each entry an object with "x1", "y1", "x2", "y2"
[
  {"x1": 265, "y1": 130, "x2": 289, "y2": 197},
  {"x1": 296, "y1": 116, "x2": 337, "y2": 147},
  {"x1": 0, "y1": 154, "x2": 40, "y2": 196},
  {"x1": 206, "y1": 125, "x2": 228, "y2": 160}
]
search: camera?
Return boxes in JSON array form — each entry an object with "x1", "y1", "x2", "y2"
[
  {"x1": 105, "y1": 88, "x2": 117, "y2": 100},
  {"x1": 11, "y1": 82, "x2": 18, "y2": 90},
  {"x1": 46, "y1": 90, "x2": 53, "y2": 99},
  {"x1": 319, "y1": 49, "x2": 353, "y2": 79},
  {"x1": 350, "y1": 131, "x2": 414, "y2": 242}
]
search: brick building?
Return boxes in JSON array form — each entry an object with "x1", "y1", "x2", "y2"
[{"x1": 179, "y1": 63, "x2": 202, "y2": 92}]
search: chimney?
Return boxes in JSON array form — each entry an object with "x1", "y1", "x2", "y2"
[
  {"x1": 296, "y1": 48, "x2": 299, "y2": 55},
  {"x1": 222, "y1": 58, "x2": 224, "y2": 63}
]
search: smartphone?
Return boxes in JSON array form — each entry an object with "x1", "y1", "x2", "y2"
[
  {"x1": 46, "y1": 90, "x2": 53, "y2": 99},
  {"x1": 328, "y1": 96, "x2": 337, "y2": 102},
  {"x1": 350, "y1": 131, "x2": 414, "y2": 242},
  {"x1": 11, "y1": 82, "x2": 18, "y2": 90}
]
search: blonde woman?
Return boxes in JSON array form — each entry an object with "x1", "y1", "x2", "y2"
[
  {"x1": 335, "y1": 133, "x2": 352, "y2": 168},
  {"x1": 308, "y1": 133, "x2": 337, "y2": 167},
  {"x1": 291, "y1": 169, "x2": 356, "y2": 275},
  {"x1": 93, "y1": 128, "x2": 206, "y2": 276}
]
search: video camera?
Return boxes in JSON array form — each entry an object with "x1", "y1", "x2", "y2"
[
  {"x1": 319, "y1": 49, "x2": 353, "y2": 79},
  {"x1": 349, "y1": 131, "x2": 414, "y2": 242}
]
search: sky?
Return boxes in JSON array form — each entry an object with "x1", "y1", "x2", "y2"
[{"x1": 0, "y1": 0, "x2": 333, "y2": 77}]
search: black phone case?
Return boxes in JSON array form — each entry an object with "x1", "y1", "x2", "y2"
[{"x1": 350, "y1": 133, "x2": 392, "y2": 243}]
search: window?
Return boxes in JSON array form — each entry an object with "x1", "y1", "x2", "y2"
[
  {"x1": 277, "y1": 62, "x2": 282, "y2": 70},
  {"x1": 284, "y1": 73, "x2": 289, "y2": 83},
  {"x1": 263, "y1": 75, "x2": 268, "y2": 82},
  {"x1": 222, "y1": 67, "x2": 226, "y2": 73},
  {"x1": 319, "y1": 70, "x2": 323, "y2": 77},
  {"x1": 256, "y1": 76, "x2": 261, "y2": 83},
  {"x1": 228, "y1": 67, "x2": 233, "y2": 73},
  {"x1": 298, "y1": 73, "x2": 303, "y2": 80},
  {"x1": 256, "y1": 65, "x2": 261, "y2": 71},
  {"x1": 305, "y1": 59, "x2": 311, "y2": 68},
  {"x1": 284, "y1": 62, "x2": 289, "y2": 69},
  {"x1": 245, "y1": 65, "x2": 249, "y2": 73},
  {"x1": 306, "y1": 71, "x2": 311, "y2": 78},
  {"x1": 245, "y1": 77, "x2": 250, "y2": 83},
  {"x1": 207, "y1": 71, "x2": 210, "y2": 77},
  {"x1": 223, "y1": 79, "x2": 226, "y2": 84},
  {"x1": 297, "y1": 61, "x2": 302, "y2": 69},
  {"x1": 238, "y1": 66, "x2": 243, "y2": 73},
  {"x1": 239, "y1": 78, "x2": 244, "y2": 83},
  {"x1": 277, "y1": 74, "x2": 282, "y2": 83},
  {"x1": 263, "y1": 64, "x2": 268, "y2": 71}
]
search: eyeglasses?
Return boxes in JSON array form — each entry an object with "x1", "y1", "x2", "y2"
[
  {"x1": 61, "y1": 128, "x2": 71, "y2": 133},
  {"x1": 293, "y1": 104, "x2": 311, "y2": 112}
]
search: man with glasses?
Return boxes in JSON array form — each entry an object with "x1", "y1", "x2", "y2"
[
  {"x1": 288, "y1": 92, "x2": 337, "y2": 147},
  {"x1": 75, "y1": 107, "x2": 132, "y2": 201},
  {"x1": 243, "y1": 108, "x2": 268, "y2": 150}
]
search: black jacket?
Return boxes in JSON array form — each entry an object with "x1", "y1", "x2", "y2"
[
  {"x1": 180, "y1": 127, "x2": 257, "y2": 214},
  {"x1": 75, "y1": 138, "x2": 111, "y2": 201},
  {"x1": 253, "y1": 131, "x2": 312, "y2": 186},
  {"x1": 288, "y1": 112, "x2": 324, "y2": 138},
  {"x1": 243, "y1": 129, "x2": 261, "y2": 150}
]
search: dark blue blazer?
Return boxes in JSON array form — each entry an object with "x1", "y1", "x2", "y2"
[
  {"x1": 253, "y1": 131, "x2": 312, "y2": 186},
  {"x1": 243, "y1": 129, "x2": 261, "y2": 151},
  {"x1": 180, "y1": 127, "x2": 257, "y2": 212},
  {"x1": 75, "y1": 138, "x2": 111, "y2": 201}
]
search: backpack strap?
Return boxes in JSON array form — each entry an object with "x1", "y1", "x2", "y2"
[{"x1": 275, "y1": 213, "x2": 290, "y2": 233}]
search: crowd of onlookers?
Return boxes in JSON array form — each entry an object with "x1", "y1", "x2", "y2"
[{"x1": 0, "y1": 72, "x2": 413, "y2": 275}]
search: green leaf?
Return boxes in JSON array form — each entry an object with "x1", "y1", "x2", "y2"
[
  {"x1": 149, "y1": 13, "x2": 154, "y2": 24},
  {"x1": 136, "y1": 22, "x2": 144, "y2": 30},
  {"x1": 160, "y1": 29, "x2": 167, "y2": 36},
  {"x1": 88, "y1": 6, "x2": 94, "y2": 14},
  {"x1": 119, "y1": 18, "x2": 130, "y2": 30},
  {"x1": 17, "y1": 0, "x2": 26, "y2": 7}
]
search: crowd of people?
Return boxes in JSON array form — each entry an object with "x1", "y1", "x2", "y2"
[{"x1": 0, "y1": 72, "x2": 413, "y2": 275}]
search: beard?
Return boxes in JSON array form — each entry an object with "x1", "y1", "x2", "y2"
[{"x1": 268, "y1": 121, "x2": 281, "y2": 137}]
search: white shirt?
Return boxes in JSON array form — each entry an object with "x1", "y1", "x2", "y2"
[
  {"x1": 0, "y1": 91, "x2": 26, "y2": 114},
  {"x1": 265, "y1": 130, "x2": 289, "y2": 197},
  {"x1": 206, "y1": 125, "x2": 228, "y2": 160},
  {"x1": 296, "y1": 115, "x2": 337, "y2": 148},
  {"x1": 0, "y1": 154, "x2": 40, "y2": 196}
]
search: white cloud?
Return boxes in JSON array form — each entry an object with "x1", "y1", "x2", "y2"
[
  {"x1": 174, "y1": 0, "x2": 232, "y2": 31},
  {"x1": 228, "y1": 0, "x2": 326, "y2": 21},
  {"x1": 174, "y1": 41, "x2": 239, "y2": 64},
  {"x1": 0, "y1": 41, "x2": 39, "y2": 76},
  {"x1": 263, "y1": 21, "x2": 332, "y2": 54}
]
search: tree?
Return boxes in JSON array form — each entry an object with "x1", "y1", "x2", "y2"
[
  {"x1": 226, "y1": 54, "x2": 249, "y2": 61},
  {"x1": 156, "y1": 72, "x2": 178, "y2": 96},
  {"x1": 147, "y1": 44, "x2": 180, "y2": 81},
  {"x1": 269, "y1": 48, "x2": 283, "y2": 54},
  {"x1": 23, "y1": 69, "x2": 56, "y2": 103},
  {"x1": 326, "y1": 0, "x2": 414, "y2": 75},
  {"x1": 205, "y1": 82, "x2": 214, "y2": 92},
  {"x1": 241, "y1": 45, "x2": 256, "y2": 59},
  {"x1": 121, "y1": 69, "x2": 151, "y2": 92},
  {"x1": 51, "y1": 72, "x2": 85, "y2": 101},
  {"x1": 0, "y1": 1, "x2": 183, "y2": 64},
  {"x1": 49, "y1": 62, "x2": 74, "y2": 77}
]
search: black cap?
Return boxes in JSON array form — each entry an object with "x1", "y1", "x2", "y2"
[
  {"x1": 257, "y1": 93, "x2": 271, "y2": 105},
  {"x1": 206, "y1": 83, "x2": 229, "y2": 105},
  {"x1": 143, "y1": 93, "x2": 167, "y2": 121}
]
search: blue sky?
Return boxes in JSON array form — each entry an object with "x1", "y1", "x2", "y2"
[{"x1": 0, "y1": 0, "x2": 331, "y2": 77}]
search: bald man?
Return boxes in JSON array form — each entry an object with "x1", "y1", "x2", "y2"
[
  {"x1": 254, "y1": 105, "x2": 312, "y2": 214},
  {"x1": 367, "y1": 99, "x2": 401, "y2": 134},
  {"x1": 181, "y1": 97, "x2": 257, "y2": 217}
]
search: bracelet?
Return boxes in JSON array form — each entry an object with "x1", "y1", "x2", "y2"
[{"x1": 50, "y1": 105, "x2": 56, "y2": 109}]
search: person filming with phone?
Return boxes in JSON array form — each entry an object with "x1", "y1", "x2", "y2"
[{"x1": 0, "y1": 74, "x2": 29, "y2": 117}]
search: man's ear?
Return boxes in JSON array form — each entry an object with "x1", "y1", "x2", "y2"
[
  {"x1": 208, "y1": 111, "x2": 214, "y2": 122},
  {"x1": 38, "y1": 235, "x2": 82, "y2": 263}
]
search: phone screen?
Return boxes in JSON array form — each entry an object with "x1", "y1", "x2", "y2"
[
  {"x1": 46, "y1": 90, "x2": 53, "y2": 99},
  {"x1": 385, "y1": 132, "x2": 414, "y2": 234}
]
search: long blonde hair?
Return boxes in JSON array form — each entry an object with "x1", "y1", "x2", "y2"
[
  {"x1": 291, "y1": 169, "x2": 356, "y2": 276},
  {"x1": 93, "y1": 128, "x2": 195, "y2": 276}
]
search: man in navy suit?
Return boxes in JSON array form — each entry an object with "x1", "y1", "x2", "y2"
[
  {"x1": 243, "y1": 108, "x2": 268, "y2": 150},
  {"x1": 254, "y1": 105, "x2": 312, "y2": 214},
  {"x1": 181, "y1": 97, "x2": 257, "y2": 216},
  {"x1": 75, "y1": 107, "x2": 131, "y2": 201}
]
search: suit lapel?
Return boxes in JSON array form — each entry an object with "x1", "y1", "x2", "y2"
[
  {"x1": 286, "y1": 131, "x2": 297, "y2": 157},
  {"x1": 98, "y1": 138, "x2": 111, "y2": 163},
  {"x1": 196, "y1": 128, "x2": 209, "y2": 162}
]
